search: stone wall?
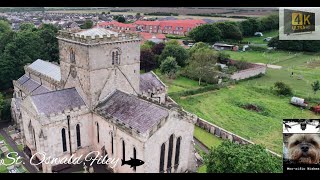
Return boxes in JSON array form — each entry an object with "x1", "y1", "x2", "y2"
[
  {"x1": 195, "y1": 117, "x2": 281, "y2": 157},
  {"x1": 231, "y1": 64, "x2": 266, "y2": 81}
]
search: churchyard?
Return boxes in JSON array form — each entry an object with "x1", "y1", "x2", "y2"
[{"x1": 156, "y1": 49, "x2": 320, "y2": 156}]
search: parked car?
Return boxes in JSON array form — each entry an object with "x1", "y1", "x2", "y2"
[
  {"x1": 254, "y1": 32, "x2": 263, "y2": 37},
  {"x1": 264, "y1": 37, "x2": 272, "y2": 42},
  {"x1": 188, "y1": 43, "x2": 194, "y2": 47}
]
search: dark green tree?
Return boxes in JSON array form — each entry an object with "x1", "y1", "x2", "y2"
[
  {"x1": 274, "y1": 81, "x2": 293, "y2": 96},
  {"x1": 0, "y1": 20, "x2": 11, "y2": 35},
  {"x1": 160, "y1": 56, "x2": 180, "y2": 79},
  {"x1": 204, "y1": 141, "x2": 282, "y2": 173},
  {"x1": 19, "y1": 23, "x2": 36, "y2": 31},
  {"x1": 80, "y1": 20, "x2": 93, "y2": 29},
  {"x1": 188, "y1": 24, "x2": 222, "y2": 43},
  {"x1": 117, "y1": 16, "x2": 126, "y2": 23},
  {"x1": 159, "y1": 44, "x2": 188, "y2": 67},
  {"x1": 216, "y1": 21, "x2": 243, "y2": 40}
]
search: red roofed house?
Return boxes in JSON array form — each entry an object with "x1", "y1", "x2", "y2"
[
  {"x1": 134, "y1": 19, "x2": 206, "y2": 36},
  {"x1": 96, "y1": 21, "x2": 136, "y2": 32},
  {"x1": 139, "y1": 32, "x2": 166, "y2": 44}
]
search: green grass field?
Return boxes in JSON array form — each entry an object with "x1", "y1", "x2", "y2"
[
  {"x1": 157, "y1": 50, "x2": 320, "y2": 154},
  {"x1": 242, "y1": 30, "x2": 279, "y2": 44},
  {"x1": 194, "y1": 126, "x2": 223, "y2": 149}
]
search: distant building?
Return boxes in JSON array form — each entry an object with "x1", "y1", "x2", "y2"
[
  {"x1": 213, "y1": 43, "x2": 235, "y2": 51},
  {"x1": 139, "y1": 32, "x2": 166, "y2": 44}
]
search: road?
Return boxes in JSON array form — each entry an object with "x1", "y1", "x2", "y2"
[{"x1": 0, "y1": 128, "x2": 38, "y2": 173}]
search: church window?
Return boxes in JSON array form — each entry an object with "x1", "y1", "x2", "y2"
[
  {"x1": 167, "y1": 134, "x2": 174, "y2": 173},
  {"x1": 76, "y1": 124, "x2": 81, "y2": 148},
  {"x1": 112, "y1": 52, "x2": 115, "y2": 65},
  {"x1": 122, "y1": 140, "x2": 125, "y2": 160},
  {"x1": 174, "y1": 137, "x2": 181, "y2": 169},
  {"x1": 111, "y1": 132, "x2": 114, "y2": 155},
  {"x1": 159, "y1": 143, "x2": 165, "y2": 173},
  {"x1": 70, "y1": 48, "x2": 75, "y2": 63},
  {"x1": 133, "y1": 147, "x2": 137, "y2": 172},
  {"x1": 97, "y1": 123, "x2": 100, "y2": 143},
  {"x1": 32, "y1": 128, "x2": 36, "y2": 150},
  {"x1": 62, "y1": 128, "x2": 67, "y2": 152}
]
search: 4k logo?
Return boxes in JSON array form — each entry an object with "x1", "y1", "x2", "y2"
[{"x1": 292, "y1": 13, "x2": 311, "y2": 26}]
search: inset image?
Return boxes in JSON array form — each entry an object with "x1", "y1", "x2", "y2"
[{"x1": 283, "y1": 119, "x2": 320, "y2": 133}]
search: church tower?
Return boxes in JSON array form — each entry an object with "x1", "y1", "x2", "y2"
[{"x1": 57, "y1": 28, "x2": 141, "y2": 109}]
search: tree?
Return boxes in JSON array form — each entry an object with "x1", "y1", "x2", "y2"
[
  {"x1": 160, "y1": 56, "x2": 180, "y2": 79},
  {"x1": 19, "y1": 23, "x2": 35, "y2": 31},
  {"x1": 216, "y1": 21, "x2": 243, "y2": 40},
  {"x1": 187, "y1": 48, "x2": 219, "y2": 85},
  {"x1": 268, "y1": 36, "x2": 320, "y2": 52},
  {"x1": 240, "y1": 18, "x2": 261, "y2": 36},
  {"x1": 159, "y1": 44, "x2": 188, "y2": 67},
  {"x1": 204, "y1": 141, "x2": 282, "y2": 173},
  {"x1": 0, "y1": 31, "x2": 15, "y2": 53},
  {"x1": 188, "y1": 42, "x2": 210, "y2": 56},
  {"x1": 101, "y1": 12, "x2": 106, "y2": 15},
  {"x1": 140, "y1": 49, "x2": 157, "y2": 72},
  {"x1": 188, "y1": 24, "x2": 222, "y2": 43},
  {"x1": 80, "y1": 20, "x2": 93, "y2": 29},
  {"x1": 311, "y1": 80, "x2": 320, "y2": 95},
  {"x1": 274, "y1": 81, "x2": 293, "y2": 96},
  {"x1": 151, "y1": 43, "x2": 165, "y2": 55},
  {"x1": 117, "y1": 16, "x2": 126, "y2": 23},
  {"x1": 0, "y1": 20, "x2": 11, "y2": 35},
  {"x1": 165, "y1": 39, "x2": 179, "y2": 46},
  {"x1": 37, "y1": 24, "x2": 59, "y2": 62},
  {"x1": 260, "y1": 14, "x2": 279, "y2": 31},
  {"x1": 0, "y1": 93, "x2": 4, "y2": 113}
]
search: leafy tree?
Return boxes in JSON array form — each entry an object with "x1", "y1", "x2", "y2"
[
  {"x1": 117, "y1": 16, "x2": 126, "y2": 23},
  {"x1": 0, "y1": 20, "x2": 11, "y2": 35},
  {"x1": 204, "y1": 141, "x2": 282, "y2": 173},
  {"x1": 160, "y1": 56, "x2": 180, "y2": 79},
  {"x1": 311, "y1": 80, "x2": 320, "y2": 95},
  {"x1": 268, "y1": 36, "x2": 320, "y2": 52},
  {"x1": 260, "y1": 14, "x2": 279, "y2": 31},
  {"x1": 188, "y1": 42, "x2": 210, "y2": 56},
  {"x1": 187, "y1": 48, "x2": 219, "y2": 85},
  {"x1": 240, "y1": 18, "x2": 261, "y2": 36},
  {"x1": 19, "y1": 23, "x2": 36, "y2": 31},
  {"x1": 151, "y1": 43, "x2": 165, "y2": 55},
  {"x1": 216, "y1": 21, "x2": 243, "y2": 40},
  {"x1": 80, "y1": 20, "x2": 93, "y2": 29},
  {"x1": 101, "y1": 11, "x2": 106, "y2": 15},
  {"x1": 0, "y1": 101, "x2": 11, "y2": 121},
  {"x1": 274, "y1": 81, "x2": 293, "y2": 96},
  {"x1": 165, "y1": 39, "x2": 180, "y2": 46},
  {"x1": 188, "y1": 24, "x2": 222, "y2": 43},
  {"x1": 140, "y1": 49, "x2": 157, "y2": 72},
  {"x1": 159, "y1": 44, "x2": 188, "y2": 67},
  {"x1": 37, "y1": 24, "x2": 59, "y2": 62},
  {"x1": 0, "y1": 31, "x2": 16, "y2": 53},
  {"x1": 0, "y1": 93, "x2": 4, "y2": 112}
]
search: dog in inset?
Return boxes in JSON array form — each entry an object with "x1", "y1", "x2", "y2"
[{"x1": 288, "y1": 134, "x2": 320, "y2": 164}]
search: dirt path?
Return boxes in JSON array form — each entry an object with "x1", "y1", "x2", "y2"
[{"x1": 255, "y1": 63, "x2": 282, "y2": 69}]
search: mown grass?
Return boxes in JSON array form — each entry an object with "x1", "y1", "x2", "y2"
[
  {"x1": 157, "y1": 50, "x2": 320, "y2": 154},
  {"x1": 194, "y1": 126, "x2": 223, "y2": 149}
]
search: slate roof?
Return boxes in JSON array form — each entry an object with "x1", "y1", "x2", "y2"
[
  {"x1": 17, "y1": 74, "x2": 30, "y2": 84},
  {"x1": 75, "y1": 28, "x2": 118, "y2": 39},
  {"x1": 95, "y1": 90, "x2": 169, "y2": 133},
  {"x1": 140, "y1": 72, "x2": 166, "y2": 93},
  {"x1": 28, "y1": 59, "x2": 61, "y2": 81},
  {"x1": 32, "y1": 85, "x2": 50, "y2": 95},
  {"x1": 30, "y1": 88, "x2": 86, "y2": 115}
]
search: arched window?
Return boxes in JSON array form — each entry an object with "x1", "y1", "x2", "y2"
[
  {"x1": 122, "y1": 140, "x2": 125, "y2": 160},
  {"x1": 133, "y1": 147, "x2": 137, "y2": 172},
  {"x1": 159, "y1": 143, "x2": 165, "y2": 173},
  {"x1": 111, "y1": 132, "x2": 114, "y2": 155},
  {"x1": 112, "y1": 52, "x2": 115, "y2": 65},
  {"x1": 76, "y1": 124, "x2": 81, "y2": 148},
  {"x1": 174, "y1": 137, "x2": 181, "y2": 169},
  {"x1": 97, "y1": 123, "x2": 100, "y2": 143},
  {"x1": 70, "y1": 48, "x2": 75, "y2": 63},
  {"x1": 32, "y1": 128, "x2": 36, "y2": 150},
  {"x1": 61, "y1": 128, "x2": 67, "y2": 152},
  {"x1": 167, "y1": 134, "x2": 174, "y2": 173},
  {"x1": 116, "y1": 51, "x2": 120, "y2": 64}
]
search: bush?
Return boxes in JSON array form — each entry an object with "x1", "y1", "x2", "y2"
[
  {"x1": 1, "y1": 101, "x2": 11, "y2": 121},
  {"x1": 160, "y1": 56, "x2": 180, "y2": 79},
  {"x1": 204, "y1": 141, "x2": 282, "y2": 173},
  {"x1": 234, "y1": 60, "x2": 251, "y2": 70},
  {"x1": 248, "y1": 45, "x2": 268, "y2": 52},
  {"x1": 273, "y1": 81, "x2": 293, "y2": 96}
]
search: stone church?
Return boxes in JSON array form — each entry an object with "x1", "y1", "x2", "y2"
[{"x1": 10, "y1": 28, "x2": 197, "y2": 173}]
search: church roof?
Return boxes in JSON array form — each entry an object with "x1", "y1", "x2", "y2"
[
  {"x1": 15, "y1": 75, "x2": 50, "y2": 95},
  {"x1": 75, "y1": 28, "x2": 118, "y2": 39},
  {"x1": 30, "y1": 88, "x2": 86, "y2": 115},
  {"x1": 95, "y1": 90, "x2": 169, "y2": 133},
  {"x1": 28, "y1": 59, "x2": 61, "y2": 81},
  {"x1": 140, "y1": 72, "x2": 166, "y2": 93}
]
